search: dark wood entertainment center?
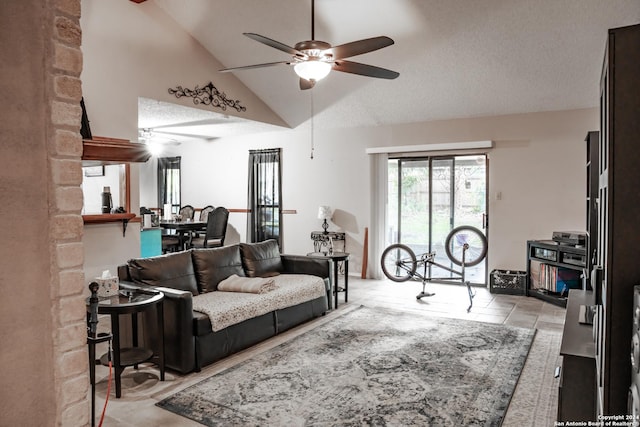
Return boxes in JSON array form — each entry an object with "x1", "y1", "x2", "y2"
[
  {"x1": 593, "y1": 23, "x2": 640, "y2": 417},
  {"x1": 535, "y1": 24, "x2": 640, "y2": 421}
]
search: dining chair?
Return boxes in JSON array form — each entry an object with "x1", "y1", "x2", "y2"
[
  {"x1": 161, "y1": 232, "x2": 181, "y2": 253},
  {"x1": 199, "y1": 205, "x2": 214, "y2": 222},
  {"x1": 179, "y1": 205, "x2": 195, "y2": 221},
  {"x1": 161, "y1": 205, "x2": 195, "y2": 252},
  {"x1": 191, "y1": 205, "x2": 215, "y2": 242},
  {"x1": 190, "y1": 207, "x2": 229, "y2": 248}
]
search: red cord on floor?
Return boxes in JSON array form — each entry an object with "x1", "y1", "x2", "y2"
[{"x1": 98, "y1": 361, "x2": 112, "y2": 427}]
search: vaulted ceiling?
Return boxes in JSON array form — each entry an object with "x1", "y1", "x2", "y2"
[{"x1": 136, "y1": 0, "x2": 639, "y2": 137}]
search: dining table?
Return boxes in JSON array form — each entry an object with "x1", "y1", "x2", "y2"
[{"x1": 159, "y1": 219, "x2": 207, "y2": 250}]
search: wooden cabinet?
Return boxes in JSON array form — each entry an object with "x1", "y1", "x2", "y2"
[
  {"x1": 594, "y1": 23, "x2": 640, "y2": 416},
  {"x1": 526, "y1": 240, "x2": 586, "y2": 308},
  {"x1": 558, "y1": 289, "x2": 596, "y2": 422}
]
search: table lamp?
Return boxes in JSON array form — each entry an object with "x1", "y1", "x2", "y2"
[{"x1": 317, "y1": 206, "x2": 332, "y2": 234}]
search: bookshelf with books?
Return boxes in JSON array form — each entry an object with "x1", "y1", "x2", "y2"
[{"x1": 526, "y1": 240, "x2": 587, "y2": 308}]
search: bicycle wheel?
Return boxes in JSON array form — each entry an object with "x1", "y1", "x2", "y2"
[
  {"x1": 444, "y1": 226, "x2": 487, "y2": 267},
  {"x1": 381, "y1": 244, "x2": 417, "y2": 282}
]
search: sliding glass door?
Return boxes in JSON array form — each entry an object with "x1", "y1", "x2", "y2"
[{"x1": 387, "y1": 154, "x2": 487, "y2": 284}]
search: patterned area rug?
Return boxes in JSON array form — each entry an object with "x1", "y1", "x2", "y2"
[{"x1": 157, "y1": 306, "x2": 535, "y2": 426}]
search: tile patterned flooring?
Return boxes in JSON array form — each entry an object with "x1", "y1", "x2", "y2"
[{"x1": 93, "y1": 277, "x2": 565, "y2": 426}]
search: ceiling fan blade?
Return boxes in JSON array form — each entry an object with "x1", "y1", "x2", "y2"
[
  {"x1": 333, "y1": 60, "x2": 399, "y2": 80},
  {"x1": 299, "y1": 78, "x2": 316, "y2": 90},
  {"x1": 148, "y1": 118, "x2": 231, "y2": 129},
  {"x1": 327, "y1": 36, "x2": 394, "y2": 60},
  {"x1": 153, "y1": 130, "x2": 215, "y2": 140},
  {"x1": 219, "y1": 61, "x2": 291, "y2": 72},
  {"x1": 243, "y1": 33, "x2": 306, "y2": 58}
]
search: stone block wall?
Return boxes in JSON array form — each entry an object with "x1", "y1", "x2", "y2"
[
  {"x1": 0, "y1": 0, "x2": 88, "y2": 425},
  {"x1": 51, "y1": 1, "x2": 89, "y2": 424}
]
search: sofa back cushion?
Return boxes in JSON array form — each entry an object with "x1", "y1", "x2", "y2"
[
  {"x1": 127, "y1": 251, "x2": 199, "y2": 296},
  {"x1": 239, "y1": 239, "x2": 283, "y2": 277},
  {"x1": 192, "y1": 245, "x2": 245, "y2": 293}
]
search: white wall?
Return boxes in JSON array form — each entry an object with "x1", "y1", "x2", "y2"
[{"x1": 150, "y1": 108, "x2": 596, "y2": 275}]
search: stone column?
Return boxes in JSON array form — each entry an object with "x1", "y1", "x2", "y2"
[{"x1": 0, "y1": 0, "x2": 88, "y2": 425}]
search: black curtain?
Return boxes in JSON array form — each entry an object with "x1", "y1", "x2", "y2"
[
  {"x1": 247, "y1": 149, "x2": 282, "y2": 248},
  {"x1": 157, "y1": 156, "x2": 181, "y2": 215}
]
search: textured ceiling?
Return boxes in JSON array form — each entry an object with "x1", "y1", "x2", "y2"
[
  {"x1": 140, "y1": 0, "x2": 639, "y2": 139},
  {"x1": 138, "y1": 97, "x2": 283, "y2": 142}
]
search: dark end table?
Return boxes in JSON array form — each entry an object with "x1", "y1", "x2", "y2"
[
  {"x1": 87, "y1": 287, "x2": 165, "y2": 398},
  {"x1": 307, "y1": 252, "x2": 349, "y2": 309}
]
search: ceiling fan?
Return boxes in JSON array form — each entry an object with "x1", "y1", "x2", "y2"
[
  {"x1": 138, "y1": 128, "x2": 182, "y2": 145},
  {"x1": 219, "y1": 0, "x2": 399, "y2": 90}
]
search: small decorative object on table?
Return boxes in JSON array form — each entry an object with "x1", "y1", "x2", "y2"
[
  {"x1": 101, "y1": 186, "x2": 112, "y2": 213},
  {"x1": 317, "y1": 205, "x2": 332, "y2": 234},
  {"x1": 95, "y1": 270, "x2": 119, "y2": 297}
]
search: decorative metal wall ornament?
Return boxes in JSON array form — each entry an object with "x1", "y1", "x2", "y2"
[{"x1": 168, "y1": 82, "x2": 246, "y2": 112}]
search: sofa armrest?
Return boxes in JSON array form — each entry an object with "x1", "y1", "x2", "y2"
[
  {"x1": 150, "y1": 285, "x2": 197, "y2": 374},
  {"x1": 281, "y1": 254, "x2": 331, "y2": 279},
  {"x1": 281, "y1": 254, "x2": 333, "y2": 309},
  {"x1": 117, "y1": 264, "x2": 132, "y2": 282}
]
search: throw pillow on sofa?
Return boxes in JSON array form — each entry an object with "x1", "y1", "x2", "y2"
[
  {"x1": 239, "y1": 239, "x2": 284, "y2": 277},
  {"x1": 192, "y1": 246, "x2": 246, "y2": 293},
  {"x1": 128, "y1": 251, "x2": 199, "y2": 296}
]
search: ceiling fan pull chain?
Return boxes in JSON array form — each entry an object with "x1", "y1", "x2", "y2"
[{"x1": 310, "y1": 92, "x2": 315, "y2": 159}]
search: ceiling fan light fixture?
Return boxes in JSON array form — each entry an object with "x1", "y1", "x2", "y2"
[{"x1": 294, "y1": 60, "x2": 331, "y2": 82}]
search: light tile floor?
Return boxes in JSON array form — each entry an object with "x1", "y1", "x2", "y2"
[{"x1": 92, "y1": 277, "x2": 565, "y2": 426}]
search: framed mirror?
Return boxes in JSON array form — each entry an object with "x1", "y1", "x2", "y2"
[{"x1": 81, "y1": 163, "x2": 130, "y2": 215}]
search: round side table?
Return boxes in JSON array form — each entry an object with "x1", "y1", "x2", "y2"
[{"x1": 87, "y1": 287, "x2": 164, "y2": 398}]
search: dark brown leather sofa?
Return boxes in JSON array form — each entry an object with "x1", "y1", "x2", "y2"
[{"x1": 118, "y1": 240, "x2": 331, "y2": 374}]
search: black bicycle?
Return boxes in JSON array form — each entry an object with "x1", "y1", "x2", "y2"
[{"x1": 380, "y1": 225, "x2": 488, "y2": 312}]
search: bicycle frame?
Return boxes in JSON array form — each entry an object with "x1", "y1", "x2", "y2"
[{"x1": 396, "y1": 245, "x2": 476, "y2": 312}]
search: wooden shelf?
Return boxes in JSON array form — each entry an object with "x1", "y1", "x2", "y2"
[
  {"x1": 528, "y1": 288, "x2": 568, "y2": 307},
  {"x1": 83, "y1": 213, "x2": 136, "y2": 237},
  {"x1": 82, "y1": 136, "x2": 150, "y2": 165},
  {"x1": 525, "y1": 240, "x2": 586, "y2": 308},
  {"x1": 82, "y1": 213, "x2": 136, "y2": 223}
]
